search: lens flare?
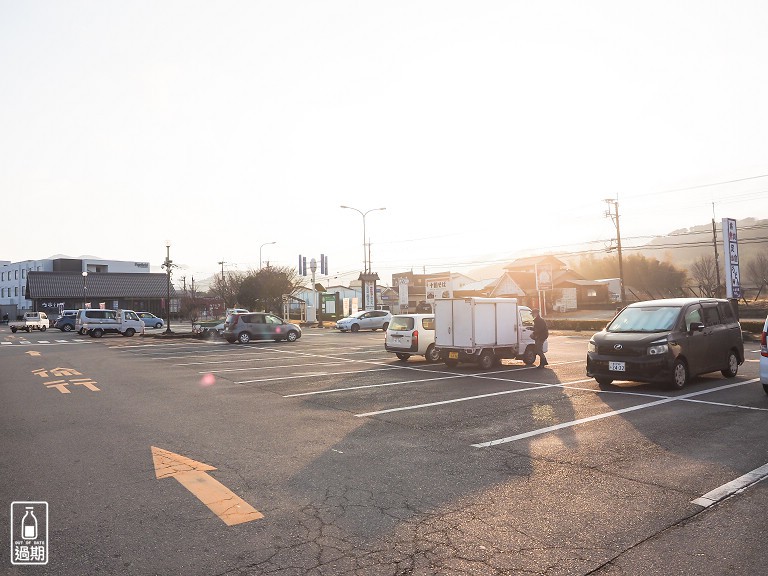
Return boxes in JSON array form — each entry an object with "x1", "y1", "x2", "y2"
[{"x1": 200, "y1": 373, "x2": 216, "y2": 387}]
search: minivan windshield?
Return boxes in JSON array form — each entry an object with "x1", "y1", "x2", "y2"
[{"x1": 607, "y1": 306, "x2": 682, "y2": 333}]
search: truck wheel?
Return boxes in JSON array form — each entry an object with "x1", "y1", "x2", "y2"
[
  {"x1": 25, "y1": 326, "x2": 31, "y2": 333},
  {"x1": 396, "y1": 353, "x2": 410, "y2": 361},
  {"x1": 40, "y1": 325, "x2": 47, "y2": 332},
  {"x1": 10, "y1": 326, "x2": 17, "y2": 333},
  {"x1": 123, "y1": 328, "x2": 135, "y2": 337},
  {"x1": 478, "y1": 351, "x2": 495, "y2": 370},
  {"x1": 522, "y1": 346, "x2": 536, "y2": 366}
]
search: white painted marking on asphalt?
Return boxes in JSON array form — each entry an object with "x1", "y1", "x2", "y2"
[
  {"x1": 692, "y1": 462, "x2": 768, "y2": 508},
  {"x1": 236, "y1": 366, "x2": 399, "y2": 384},
  {"x1": 354, "y1": 378, "x2": 596, "y2": 416},
  {"x1": 472, "y1": 378, "x2": 761, "y2": 447},
  {"x1": 203, "y1": 361, "x2": 352, "y2": 374}
]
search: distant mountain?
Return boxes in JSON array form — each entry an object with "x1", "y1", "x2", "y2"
[{"x1": 468, "y1": 218, "x2": 768, "y2": 279}]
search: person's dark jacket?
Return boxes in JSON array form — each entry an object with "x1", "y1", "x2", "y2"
[{"x1": 533, "y1": 315, "x2": 549, "y2": 342}]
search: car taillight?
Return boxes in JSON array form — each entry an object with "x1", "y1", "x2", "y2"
[
  {"x1": 413, "y1": 330, "x2": 418, "y2": 348},
  {"x1": 761, "y1": 330, "x2": 767, "y2": 357}
]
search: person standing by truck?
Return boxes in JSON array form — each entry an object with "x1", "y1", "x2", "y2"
[{"x1": 532, "y1": 308, "x2": 549, "y2": 368}]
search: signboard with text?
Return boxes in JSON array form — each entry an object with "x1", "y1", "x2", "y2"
[{"x1": 722, "y1": 218, "x2": 741, "y2": 299}]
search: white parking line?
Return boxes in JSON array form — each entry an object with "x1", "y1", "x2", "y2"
[
  {"x1": 236, "y1": 366, "x2": 399, "y2": 384},
  {"x1": 472, "y1": 378, "x2": 761, "y2": 447},
  {"x1": 692, "y1": 462, "x2": 768, "y2": 508}
]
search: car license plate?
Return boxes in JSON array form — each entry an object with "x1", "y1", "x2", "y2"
[
  {"x1": 448, "y1": 351, "x2": 459, "y2": 359},
  {"x1": 609, "y1": 361, "x2": 626, "y2": 372}
]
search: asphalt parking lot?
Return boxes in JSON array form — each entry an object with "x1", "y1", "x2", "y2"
[{"x1": 1, "y1": 325, "x2": 767, "y2": 575}]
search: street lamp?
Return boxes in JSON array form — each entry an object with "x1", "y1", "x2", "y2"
[
  {"x1": 161, "y1": 243, "x2": 174, "y2": 334},
  {"x1": 339, "y1": 206, "x2": 386, "y2": 274},
  {"x1": 259, "y1": 242, "x2": 276, "y2": 270},
  {"x1": 81, "y1": 271, "x2": 88, "y2": 309}
]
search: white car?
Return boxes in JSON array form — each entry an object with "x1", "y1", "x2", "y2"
[
  {"x1": 385, "y1": 313, "x2": 440, "y2": 362},
  {"x1": 761, "y1": 314, "x2": 768, "y2": 395},
  {"x1": 335, "y1": 310, "x2": 392, "y2": 332}
]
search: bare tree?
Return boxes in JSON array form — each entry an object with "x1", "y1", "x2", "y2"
[
  {"x1": 745, "y1": 253, "x2": 768, "y2": 293},
  {"x1": 210, "y1": 270, "x2": 246, "y2": 308},
  {"x1": 689, "y1": 255, "x2": 719, "y2": 297}
]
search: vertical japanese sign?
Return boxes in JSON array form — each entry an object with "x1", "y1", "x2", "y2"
[
  {"x1": 722, "y1": 218, "x2": 741, "y2": 299},
  {"x1": 398, "y1": 277, "x2": 409, "y2": 312},
  {"x1": 10, "y1": 501, "x2": 48, "y2": 565},
  {"x1": 364, "y1": 283, "x2": 376, "y2": 311}
]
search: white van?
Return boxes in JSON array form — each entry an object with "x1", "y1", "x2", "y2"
[
  {"x1": 385, "y1": 314, "x2": 440, "y2": 362},
  {"x1": 79, "y1": 309, "x2": 144, "y2": 338},
  {"x1": 75, "y1": 309, "x2": 118, "y2": 334}
]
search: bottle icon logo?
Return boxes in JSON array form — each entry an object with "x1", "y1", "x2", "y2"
[
  {"x1": 11, "y1": 501, "x2": 48, "y2": 565},
  {"x1": 21, "y1": 506, "x2": 38, "y2": 540}
]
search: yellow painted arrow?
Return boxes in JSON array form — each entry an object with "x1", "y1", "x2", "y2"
[{"x1": 151, "y1": 446, "x2": 263, "y2": 525}]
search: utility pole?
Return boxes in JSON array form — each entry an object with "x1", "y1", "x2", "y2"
[
  {"x1": 604, "y1": 198, "x2": 627, "y2": 303},
  {"x1": 711, "y1": 203, "x2": 721, "y2": 297}
]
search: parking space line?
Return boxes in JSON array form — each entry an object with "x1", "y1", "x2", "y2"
[
  {"x1": 203, "y1": 361, "x2": 353, "y2": 374},
  {"x1": 472, "y1": 378, "x2": 761, "y2": 447},
  {"x1": 354, "y1": 378, "x2": 596, "y2": 416},
  {"x1": 692, "y1": 462, "x2": 768, "y2": 508},
  {"x1": 236, "y1": 366, "x2": 400, "y2": 384}
]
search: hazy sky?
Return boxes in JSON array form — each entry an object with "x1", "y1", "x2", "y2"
[{"x1": 2, "y1": 1, "x2": 767, "y2": 285}]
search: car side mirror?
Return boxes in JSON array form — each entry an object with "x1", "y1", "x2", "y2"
[{"x1": 689, "y1": 322, "x2": 705, "y2": 333}]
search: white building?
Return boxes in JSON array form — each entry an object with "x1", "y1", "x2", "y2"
[{"x1": 0, "y1": 256, "x2": 151, "y2": 318}]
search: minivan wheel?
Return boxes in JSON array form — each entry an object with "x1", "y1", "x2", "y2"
[
  {"x1": 672, "y1": 359, "x2": 689, "y2": 389},
  {"x1": 238, "y1": 332, "x2": 251, "y2": 344},
  {"x1": 425, "y1": 344, "x2": 440, "y2": 363},
  {"x1": 286, "y1": 330, "x2": 299, "y2": 342},
  {"x1": 396, "y1": 353, "x2": 410, "y2": 361},
  {"x1": 763, "y1": 384, "x2": 768, "y2": 396},
  {"x1": 91, "y1": 329, "x2": 104, "y2": 338},
  {"x1": 595, "y1": 377, "x2": 613, "y2": 387},
  {"x1": 124, "y1": 328, "x2": 135, "y2": 337},
  {"x1": 721, "y1": 351, "x2": 739, "y2": 378}
]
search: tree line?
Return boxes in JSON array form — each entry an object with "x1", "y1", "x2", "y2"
[{"x1": 574, "y1": 253, "x2": 768, "y2": 300}]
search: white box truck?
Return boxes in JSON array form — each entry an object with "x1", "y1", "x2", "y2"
[{"x1": 435, "y1": 297, "x2": 540, "y2": 369}]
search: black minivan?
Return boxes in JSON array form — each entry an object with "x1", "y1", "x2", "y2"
[{"x1": 587, "y1": 298, "x2": 744, "y2": 389}]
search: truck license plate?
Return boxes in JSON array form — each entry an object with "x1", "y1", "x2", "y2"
[
  {"x1": 448, "y1": 352, "x2": 459, "y2": 360},
  {"x1": 609, "y1": 361, "x2": 626, "y2": 372}
]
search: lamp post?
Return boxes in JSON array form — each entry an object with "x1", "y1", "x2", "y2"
[
  {"x1": 162, "y1": 243, "x2": 174, "y2": 334},
  {"x1": 340, "y1": 206, "x2": 386, "y2": 274},
  {"x1": 259, "y1": 242, "x2": 276, "y2": 270},
  {"x1": 81, "y1": 271, "x2": 88, "y2": 309}
]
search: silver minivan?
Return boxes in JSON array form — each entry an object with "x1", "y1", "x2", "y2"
[{"x1": 75, "y1": 309, "x2": 118, "y2": 335}]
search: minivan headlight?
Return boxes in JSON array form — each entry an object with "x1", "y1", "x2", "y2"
[
  {"x1": 647, "y1": 344, "x2": 669, "y2": 355},
  {"x1": 587, "y1": 340, "x2": 596, "y2": 353}
]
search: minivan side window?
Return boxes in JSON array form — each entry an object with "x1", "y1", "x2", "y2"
[
  {"x1": 421, "y1": 317, "x2": 435, "y2": 330},
  {"x1": 718, "y1": 302, "x2": 736, "y2": 323},
  {"x1": 702, "y1": 305, "x2": 721, "y2": 327},
  {"x1": 684, "y1": 306, "x2": 702, "y2": 332}
]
